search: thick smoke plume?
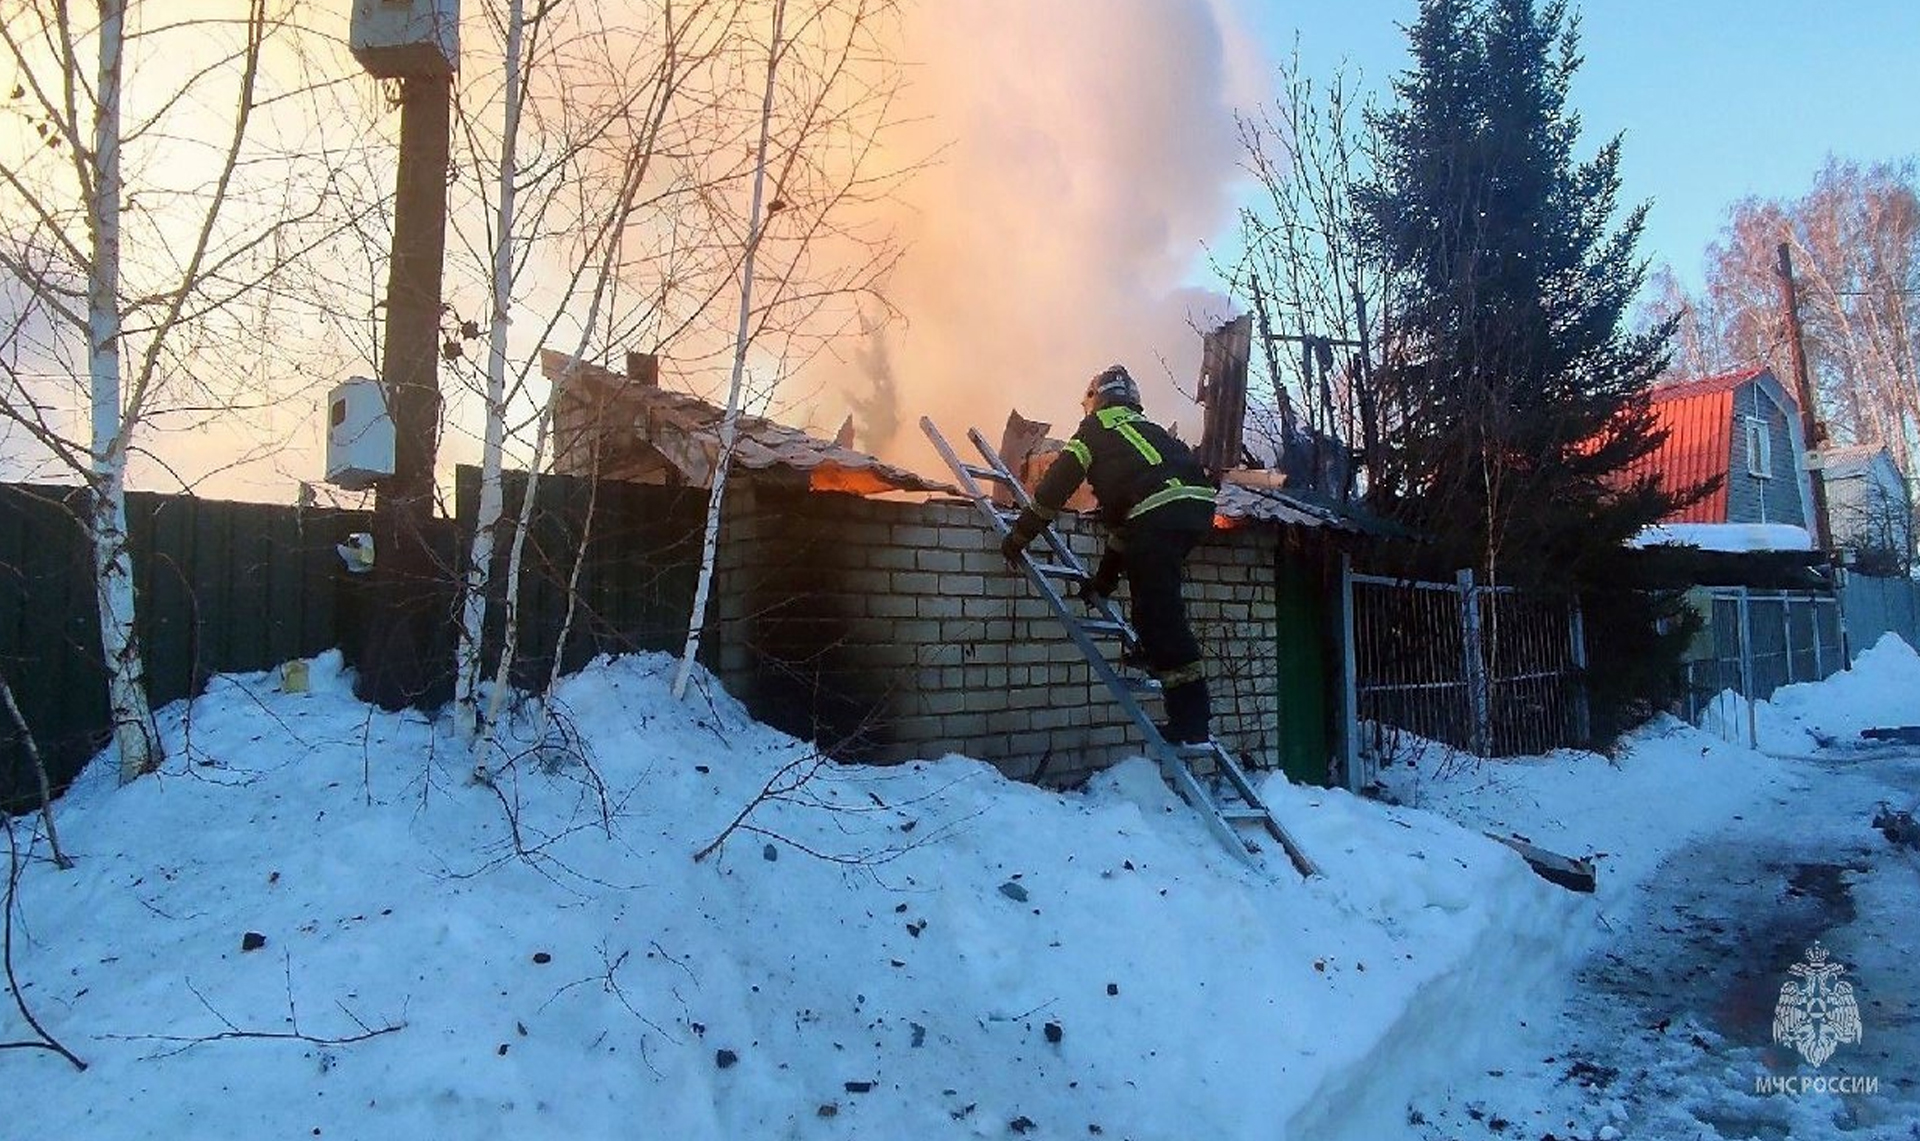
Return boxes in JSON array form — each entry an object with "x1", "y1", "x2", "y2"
[{"x1": 836, "y1": 0, "x2": 1258, "y2": 472}]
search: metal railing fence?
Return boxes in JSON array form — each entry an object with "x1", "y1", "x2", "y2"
[
  {"x1": 1343, "y1": 567, "x2": 1588, "y2": 787},
  {"x1": 1683, "y1": 587, "x2": 1846, "y2": 745}
]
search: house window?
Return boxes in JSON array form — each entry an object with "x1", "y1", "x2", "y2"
[{"x1": 1745, "y1": 418, "x2": 1771, "y2": 478}]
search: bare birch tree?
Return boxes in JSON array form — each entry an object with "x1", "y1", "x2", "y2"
[
  {"x1": 1644, "y1": 160, "x2": 1920, "y2": 476},
  {"x1": 673, "y1": 0, "x2": 784, "y2": 701},
  {"x1": 433, "y1": 0, "x2": 907, "y2": 737},
  {"x1": 0, "y1": 1, "x2": 358, "y2": 782},
  {"x1": 1221, "y1": 55, "x2": 1399, "y2": 493},
  {"x1": 454, "y1": 0, "x2": 532, "y2": 745}
]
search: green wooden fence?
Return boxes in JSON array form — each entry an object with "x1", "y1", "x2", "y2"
[
  {"x1": 0, "y1": 484, "x2": 372, "y2": 809},
  {"x1": 0, "y1": 473, "x2": 708, "y2": 810},
  {"x1": 449, "y1": 466, "x2": 707, "y2": 692}
]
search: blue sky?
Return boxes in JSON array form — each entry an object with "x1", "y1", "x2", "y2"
[{"x1": 1234, "y1": 0, "x2": 1920, "y2": 289}]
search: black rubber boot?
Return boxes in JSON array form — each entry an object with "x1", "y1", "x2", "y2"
[{"x1": 1160, "y1": 678, "x2": 1211, "y2": 744}]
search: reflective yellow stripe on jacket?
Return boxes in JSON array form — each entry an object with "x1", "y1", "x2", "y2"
[
  {"x1": 1096, "y1": 406, "x2": 1162, "y2": 466},
  {"x1": 1128, "y1": 478, "x2": 1216, "y2": 520}
]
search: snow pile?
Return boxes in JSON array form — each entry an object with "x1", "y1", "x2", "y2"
[
  {"x1": 1375, "y1": 722, "x2": 1797, "y2": 922},
  {"x1": 1752, "y1": 633, "x2": 1920, "y2": 751},
  {"x1": 8, "y1": 642, "x2": 1890, "y2": 1140},
  {"x1": 12, "y1": 649, "x2": 1587, "y2": 1141},
  {"x1": 1696, "y1": 633, "x2": 1920, "y2": 754}
]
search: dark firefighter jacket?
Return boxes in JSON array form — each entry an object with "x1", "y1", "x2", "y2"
[{"x1": 1011, "y1": 406, "x2": 1217, "y2": 545}]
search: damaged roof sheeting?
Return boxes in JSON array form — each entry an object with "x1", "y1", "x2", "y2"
[
  {"x1": 542, "y1": 350, "x2": 952, "y2": 496},
  {"x1": 1213, "y1": 478, "x2": 1381, "y2": 534}
]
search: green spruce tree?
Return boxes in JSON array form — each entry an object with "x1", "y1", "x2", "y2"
[
  {"x1": 1355, "y1": 0, "x2": 1711, "y2": 740},
  {"x1": 1357, "y1": 0, "x2": 1697, "y2": 581}
]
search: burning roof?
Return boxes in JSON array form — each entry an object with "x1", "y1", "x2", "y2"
[{"x1": 543, "y1": 350, "x2": 952, "y2": 496}]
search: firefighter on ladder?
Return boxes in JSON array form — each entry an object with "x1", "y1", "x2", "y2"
[{"x1": 1000, "y1": 365, "x2": 1219, "y2": 744}]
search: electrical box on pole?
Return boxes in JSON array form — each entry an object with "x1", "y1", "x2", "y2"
[
  {"x1": 324, "y1": 378, "x2": 396, "y2": 490},
  {"x1": 350, "y1": 0, "x2": 460, "y2": 78}
]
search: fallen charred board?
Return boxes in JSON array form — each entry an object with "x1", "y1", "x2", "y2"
[
  {"x1": 1862, "y1": 726, "x2": 1920, "y2": 744},
  {"x1": 1486, "y1": 832, "x2": 1597, "y2": 894}
]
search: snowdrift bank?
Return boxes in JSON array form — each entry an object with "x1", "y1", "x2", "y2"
[{"x1": 4, "y1": 650, "x2": 1807, "y2": 1140}]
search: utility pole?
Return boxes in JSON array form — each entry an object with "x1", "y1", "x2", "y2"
[
  {"x1": 360, "y1": 74, "x2": 453, "y2": 709},
  {"x1": 349, "y1": 4, "x2": 459, "y2": 709},
  {"x1": 1776, "y1": 241, "x2": 1833, "y2": 551}
]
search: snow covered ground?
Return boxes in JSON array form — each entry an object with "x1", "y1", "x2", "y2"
[
  {"x1": 5, "y1": 638, "x2": 1917, "y2": 1140},
  {"x1": 1390, "y1": 636, "x2": 1920, "y2": 1141}
]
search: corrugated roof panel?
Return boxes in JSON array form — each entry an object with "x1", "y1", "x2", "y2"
[
  {"x1": 1214, "y1": 482, "x2": 1375, "y2": 533},
  {"x1": 543, "y1": 350, "x2": 952, "y2": 495},
  {"x1": 1650, "y1": 365, "x2": 1773, "y2": 403},
  {"x1": 1624, "y1": 388, "x2": 1732, "y2": 523}
]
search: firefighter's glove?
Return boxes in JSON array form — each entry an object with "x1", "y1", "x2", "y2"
[{"x1": 1000, "y1": 532, "x2": 1027, "y2": 569}]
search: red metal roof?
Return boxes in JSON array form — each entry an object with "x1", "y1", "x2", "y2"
[
  {"x1": 1621, "y1": 366, "x2": 1779, "y2": 523},
  {"x1": 1647, "y1": 365, "x2": 1781, "y2": 404}
]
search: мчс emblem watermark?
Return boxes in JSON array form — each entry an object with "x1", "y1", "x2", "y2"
[{"x1": 1755, "y1": 943, "x2": 1880, "y2": 1097}]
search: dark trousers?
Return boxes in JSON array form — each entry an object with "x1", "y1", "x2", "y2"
[{"x1": 1121, "y1": 524, "x2": 1210, "y2": 740}]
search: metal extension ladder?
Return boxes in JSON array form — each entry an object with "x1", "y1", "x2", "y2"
[{"x1": 920, "y1": 416, "x2": 1320, "y2": 878}]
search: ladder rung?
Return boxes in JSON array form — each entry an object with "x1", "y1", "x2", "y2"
[
  {"x1": 1076, "y1": 618, "x2": 1128, "y2": 636},
  {"x1": 961, "y1": 463, "x2": 1012, "y2": 484},
  {"x1": 1031, "y1": 561, "x2": 1087, "y2": 580},
  {"x1": 1172, "y1": 741, "x2": 1220, "y2": 759},
  {"x1": 1219, "y1": 806, "x2": 1271, "y2": 822}
]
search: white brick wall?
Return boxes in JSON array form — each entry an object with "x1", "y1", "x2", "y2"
[{"x1": 708, "y1": 487, "x2": 1283, "y2": 786}]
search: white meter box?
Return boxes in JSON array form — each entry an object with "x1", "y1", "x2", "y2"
[
  {"x1": 325, "y1": 378, "x2": 395, "y2": 491},
  {"x1": 350, "y1": 0, "x2": 460, "y2": 78}
]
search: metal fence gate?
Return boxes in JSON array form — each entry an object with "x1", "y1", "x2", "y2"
[
  {"x1": 1683, "y1": 587, "x2": 1845, "y2": 744},
  {"x1": 1342, "y1": 567, "x2": 1588, "y2": 787}
]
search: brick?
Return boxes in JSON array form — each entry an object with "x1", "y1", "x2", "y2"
[
  {"x1": 1008, "y1": 731, "x2": 1053, "y2": 755},
  {"x1": 1029, "y1": 706, "x2": 1079, "y2": 731},
  {"x1": 868, "y1": 594, "x2": 917, "y2": 619},
  {"x1": 892, "y1": 571, "x2": 941, "y2": 594},
  {"x1": 919, "y1": 691, "x2": 967, "y2": 715},
  {"x1": 1006, "y1": 643, "x2": 1053, "y2": 666},
  {"x1": 917, "y1": 595, "x2": 965, "y2": 620},
  {"x1": 915, "y1": 643, "x2": 965, "y2": 667},
  {"x1": 964, "y1": 688, "x2": 1008, "y2": 713},
  {"x1": 863, "y1": 644, "x2": 924, "y2": 669},
  {"x1": 937, "y1": 573, "x2": 986, "y2": 597},
  {"x1": 892, "y1": 524, "x2": 943, "y2": 548},
  {"x1": 941, "y1": 621, "x2": 988, "y2": 646},
  {"x1": 916, "y1": 548, "x2": 966, "y2": 573},
  {"x1": 940, "y1": 712, "x2": 991, "y2": 739},
  {"x1": 937, "y1": 525, "x2": 990, "y2": 551},
  {"x1": 892, "y1": 618, "x2": 943, "y2": 645},
  {"x1": 865, "y1": 546, "x2": 918, "y2": 571},
  {"x1": 962, "y1": 596, "x2": 1009, "y2": 620}
]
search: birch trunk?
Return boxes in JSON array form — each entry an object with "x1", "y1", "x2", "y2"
[
  {"x1": 0, "y1": 670, "x2": 68, "y2": 869},
  {"x1": 456, "y1": 0, "x2": 528, "y2": 745},
  {"x1": 539, "y1": 451, "x2": 600, "y2": 740},
  {"x1": 87, "y1": 0, "x2": 160, "y2": 783},
  {"x1": 673, "y1": 0, "x2": 786, "y2": 701}
]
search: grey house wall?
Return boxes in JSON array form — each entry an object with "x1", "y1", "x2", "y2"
[
  {"x1": 1824, "y1": 454, "x2": 1914, "y2": 561},
  {"x1": 1724, "y1": 379, "x2": 1808, "y2": 528},
  {"x1": 706, "y1": 484, "x2": 1291, "y2": 788}
]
